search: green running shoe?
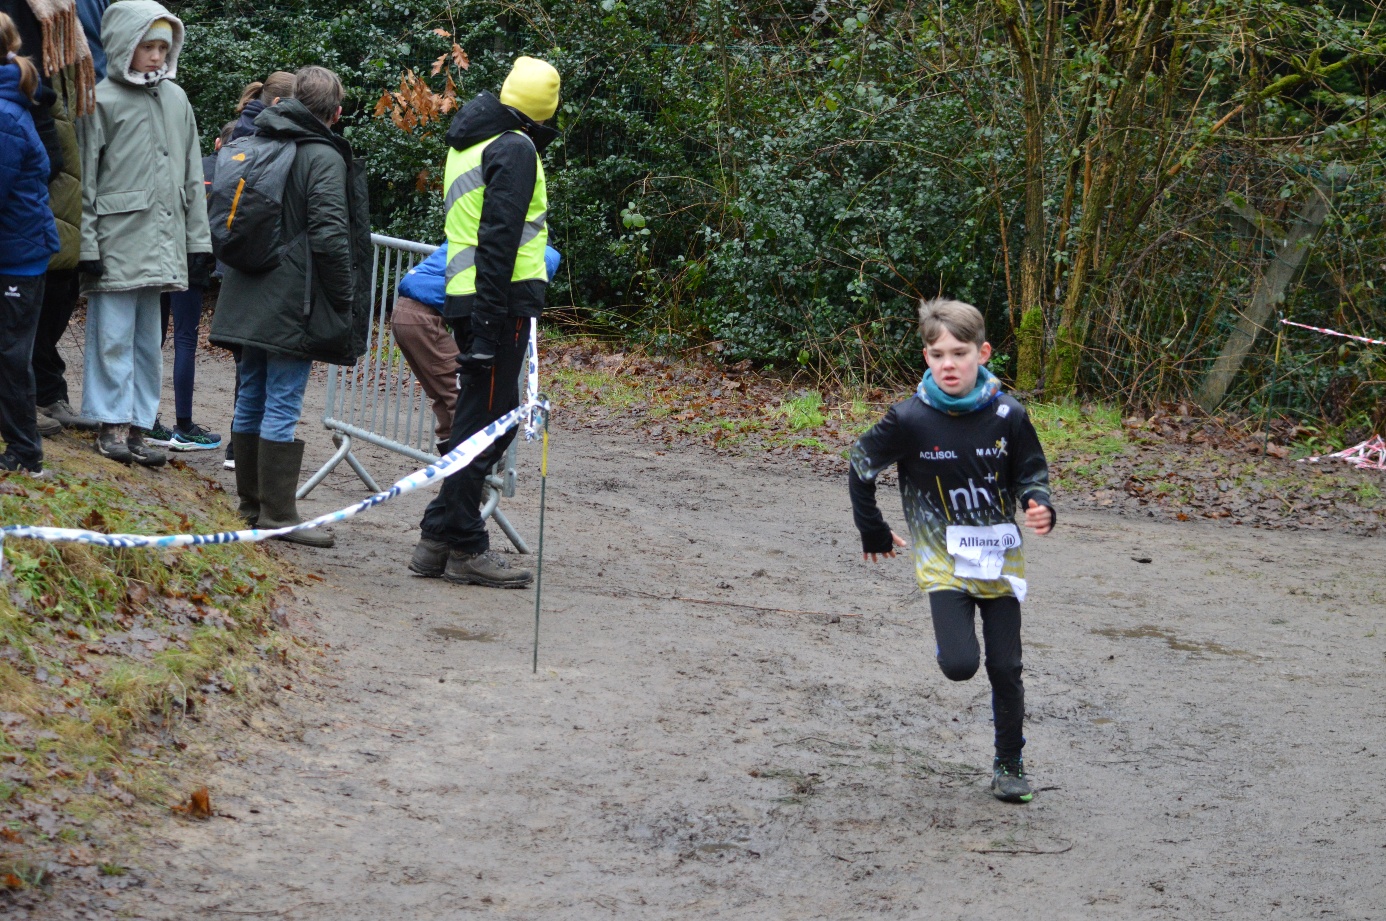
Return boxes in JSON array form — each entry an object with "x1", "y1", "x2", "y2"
[
  {"x1": 992, "y1": 757, "x2": 1034, "y2": 803},
  {"x1": 145, "y1": 417, "x2": 177, "y2": 447},
  {"x1": 171, "y1": 421, "x2": 223, "y2": 452}
]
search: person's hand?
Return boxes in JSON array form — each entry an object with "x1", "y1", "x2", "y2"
[
  {"x1": 1025, "y1": 499, "x2": 1053, "y2": 535},
  {"x1": 188, "y1": 252, "x2": 215, "y2": 286},
  {"x1": 77, "y1": 259, "x2": 103, "y2": 278},
  {"x1": 456, "y1": 351, "x2": 495, "y2": 376},
  {"x1": 864, "y1": 531, "x2": 907, "y2": 562}
]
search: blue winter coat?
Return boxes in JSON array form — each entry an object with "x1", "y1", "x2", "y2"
[
  {"x1": 0, "y1": 63, "x2": 60, "y2": 275},
  {"x1": 398, "y1": 241, "x2": 561, "y2": 311},
  {"x1": 77, "y1": 0, "x2": 111, "y2": 81}
]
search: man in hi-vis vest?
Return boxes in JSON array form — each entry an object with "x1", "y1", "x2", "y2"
[{"x1": 409, "y1": 56, "x2": 559, "y2": 588}]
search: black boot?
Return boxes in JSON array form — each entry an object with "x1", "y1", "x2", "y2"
[
  {"x1": 231, "y1": 432, "x2": 260, "y2": 525},
  {"x1": 257, "y1": 438, "x2": 334, "y2": 548}
]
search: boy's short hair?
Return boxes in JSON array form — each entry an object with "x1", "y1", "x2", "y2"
[
  {"x1": 218, "y1": 120, "x2": 235, "y2": 146},
  {"x1": 294, "y1": 66, "x2": 344, "y2": 125},
  {"x1": 918, "y1": 297, "x2": 986, "y2": 348}
]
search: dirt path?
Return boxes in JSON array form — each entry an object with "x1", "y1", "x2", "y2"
[{"x1": 61, "y1": 339, "x2": 1386, "y2": 919}]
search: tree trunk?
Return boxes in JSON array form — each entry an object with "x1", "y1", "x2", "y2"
[
  {"x1": 1195, "y1": 184, "x2": 1333, "y2": 412},
  {"x1": 1044, "y1": 0, "x2": 1170, "y2": 398},
  {"x1": 996, "y1": 0, "x2": 1051, "y2": 390}
]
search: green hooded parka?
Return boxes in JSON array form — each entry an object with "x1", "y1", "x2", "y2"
[{"x1": 76, "y1": 0, "x2": 210, "y2": 292}]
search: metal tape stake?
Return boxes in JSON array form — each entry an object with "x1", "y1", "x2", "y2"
[
  {"x1": 532, "y1": 418, "x2": 549, "y2": 675},
  {"x1": 1263, "y1": 317, "x2": 1285, "y2": 458}
]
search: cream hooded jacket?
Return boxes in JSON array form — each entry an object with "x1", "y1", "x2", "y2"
[{"x1": 76, "y1": 0, "x2": 210, "y2": 292}]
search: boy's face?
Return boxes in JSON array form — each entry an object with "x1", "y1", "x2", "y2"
[
  {"x1": 132, "y1": 39, "x2": 169, "y2": 74},
  {"x1": 924, "y1": 330, "x2": 992, "y2": 396}
]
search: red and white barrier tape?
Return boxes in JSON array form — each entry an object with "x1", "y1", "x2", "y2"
[{"x1": 1280, "y1": 319, "x2": 1386, "y2": 348}]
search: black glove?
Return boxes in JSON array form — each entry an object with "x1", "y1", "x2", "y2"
[
  {"x1": 456, "y1": 349, "x2": 495, "y2": 377},
  {"x1": 188, "y1": 251, "x2": 215, "y2": 287},
  {"x1": 77, "y1": 260, "x2": 104, "y2": 279}
]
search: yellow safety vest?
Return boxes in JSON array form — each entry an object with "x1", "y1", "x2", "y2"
[{"x1": 442, "y1": 130, "x2": 548, "y2": 297}]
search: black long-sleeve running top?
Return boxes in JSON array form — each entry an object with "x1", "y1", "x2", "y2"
[{"x1": 849, "y1": 393, "x2": 1053, "y2": 599}]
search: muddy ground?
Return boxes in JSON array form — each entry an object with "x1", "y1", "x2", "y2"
[{"x1": 39, "y1": 337, "x2": 1386, "y2": 919}]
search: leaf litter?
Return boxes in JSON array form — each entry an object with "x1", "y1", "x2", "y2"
[{"x1": 545, "y1": 340, "x2": 1386, "y2": 535}]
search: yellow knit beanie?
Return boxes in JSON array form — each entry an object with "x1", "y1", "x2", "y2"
[
  {"x1": 499, "y1": 56, "x2": 560, "y2": 122},
  {"x1": 142, "y1": 18, "x2": 174, "y2": 45}
]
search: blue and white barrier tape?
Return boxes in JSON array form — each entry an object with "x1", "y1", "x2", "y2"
[{"x1": 0, "y1": 320, "x2": 548, "y2": 566}]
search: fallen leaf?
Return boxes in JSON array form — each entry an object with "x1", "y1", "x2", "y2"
[{"x1": 172, "y1": 786, "x2": 213, "y2": 819}]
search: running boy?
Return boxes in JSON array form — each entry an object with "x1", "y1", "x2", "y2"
[
  {"x1": 849, "y1": 298, "x2": 1054, "y2": 803},
  {"x1": 76, "y1": 1, "x2": 211, "y2": 466}
]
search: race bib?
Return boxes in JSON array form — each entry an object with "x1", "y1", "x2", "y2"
[{"x1": 945, "y1": 523, "x2": 1021, "y2": 581}]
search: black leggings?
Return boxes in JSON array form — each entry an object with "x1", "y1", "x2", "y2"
[{"x1": 929, "y1": 590, "x2": 1024, "y2": 760}]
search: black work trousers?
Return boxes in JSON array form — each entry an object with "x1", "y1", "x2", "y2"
[
  {"x1": 0, "y1": 274, "x2": 46, "y2": 467},
  {"x1": 928, "y1": 589, "x2": 1025, "y2": 760},
  {"x1": 418, "y1": 316, "x2": 531, "y2": 555},
  {"x1": 33, "y1": 268, "x2": 78, "y2": 407}
]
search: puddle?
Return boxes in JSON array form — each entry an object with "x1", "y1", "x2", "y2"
[
  {"x1": 430, "y1": 627, "x2": 497, "y2": 643},
  {"x1": 1092, "y1": 624, "x2": 1253, "y2": 659}
]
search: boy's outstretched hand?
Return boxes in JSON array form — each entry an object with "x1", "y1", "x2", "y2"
[
  {"x1": 864, "y1": 531, "x2": 908, "y2": 562},
  {"x1": 1025, "y1": 499, "x2": 1053, "y2": 535}
]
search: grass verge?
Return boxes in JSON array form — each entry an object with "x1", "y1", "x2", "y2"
[
  {"x1": 547, "y1": 336, "x2": 1129, "y2": 472},
  {"x1": 0, "y1": 436, "x2": 296, "y2": 902}
]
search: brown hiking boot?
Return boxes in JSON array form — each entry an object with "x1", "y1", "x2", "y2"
[
  {"x1": 443, "y1": 550, "x2": 533, "y2": 589},
  {"x1": 40, "y1": 400, "x2": 99, "y2": 431},
  {"x1": 96, "y1": 424, "x2": 134, "y2": 464},
  {"x1": 35, "y1": 411, "x2": 62, "y2": 437},
  {"x1": 126, "y1": 428, "x2": 168, "y2": 468},
  {"x1": 409, "y1": 538, "x2": 449, "y2": 577}
]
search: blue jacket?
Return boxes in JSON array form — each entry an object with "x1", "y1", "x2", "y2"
[
  {"x1": 0, "y1": 64, "x2": 59, "y2": 275},
  {"x1": 77, "y1": 0, "x2": 111, "y2": 81},
  {"x1": 232, "y1": 99, "x2": 264, "y2": 140},
  {"x1": 398, "y1": 241, "x2": 561, "y2": 311}
]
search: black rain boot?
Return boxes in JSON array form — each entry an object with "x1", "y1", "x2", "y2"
[
  {"x1": 256, "y1": 438, "x2": 334, "y2": 549},
  {"x1": 231, "y1": 432, "x2": 261, "y2": 525}
]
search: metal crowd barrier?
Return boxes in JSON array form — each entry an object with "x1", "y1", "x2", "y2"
[{"x1": 296, "y1": 233, "x2": 529, "y2": 553}]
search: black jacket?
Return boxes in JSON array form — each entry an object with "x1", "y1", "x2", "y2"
[
  {"x1": 209, "y1": 99, "x2": 372, "y2": 365},
  {"x1": 441, "y1": 91, "x2": 557, "y2": 342},
  {"x1": 849, "y1": 393, "x2": 1055, "y2": 556}
]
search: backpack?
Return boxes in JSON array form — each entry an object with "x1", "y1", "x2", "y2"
[{"x1": 208, "y1": 134, "x2": 299, "y2": 274}]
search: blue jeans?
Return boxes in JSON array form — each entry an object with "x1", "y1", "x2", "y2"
[
  {"x1": 161, "y1": 286, "x2": 204, "y2": 421},
  {"x1": 232, "y1": 346, "x2": 312, "y2": 443},
  {"x1": 81, "y1": 288, "x2": 163, "y2": 430}
]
